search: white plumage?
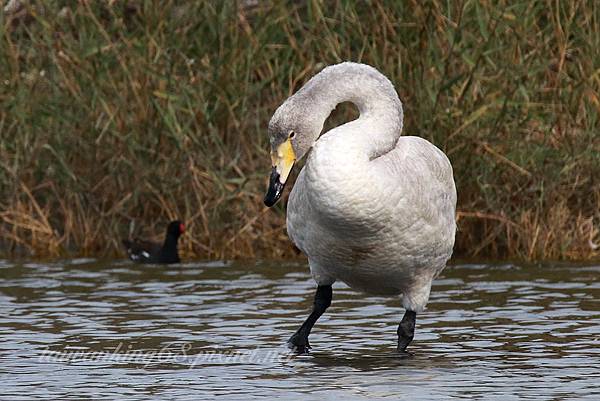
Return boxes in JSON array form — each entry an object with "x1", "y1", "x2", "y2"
[{"x1": 265, "y1": 62, "x2": 456, "y2": 352}]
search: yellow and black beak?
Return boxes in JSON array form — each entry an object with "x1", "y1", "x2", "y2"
[{"x1": 264, "y1": 138, "x2": 295, "y2": 207}]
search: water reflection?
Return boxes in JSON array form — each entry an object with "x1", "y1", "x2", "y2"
[{"x1": 0, "y1": 260, "x2": 599, "y2": 399}]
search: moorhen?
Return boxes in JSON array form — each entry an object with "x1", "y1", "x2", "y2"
[{"x1": 122, "y1": 220, "x2": 185, "y2": 264}]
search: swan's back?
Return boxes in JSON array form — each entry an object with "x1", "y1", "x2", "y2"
[
  {"x1": 372, "y1": 136, "x2": 456, "y2": 262},
  {"x1": 374, "y1": 136, "x2": 456, "y2": 222}
]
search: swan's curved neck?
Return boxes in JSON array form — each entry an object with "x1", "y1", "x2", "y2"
[{"x1": 299, "y1": 63, "x2": 404, "y2": 158}]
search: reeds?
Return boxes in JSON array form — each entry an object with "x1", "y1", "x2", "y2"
[{"x1": 1, "y1": 0, "x2": 598, "y2": 260}]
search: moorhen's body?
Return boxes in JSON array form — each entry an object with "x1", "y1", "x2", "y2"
[{"x1": 122, "y1": 220, "x2": 185, "y2": 264}]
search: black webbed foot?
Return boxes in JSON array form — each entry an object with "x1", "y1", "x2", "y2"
[
  {"x1": 287, "y1": 285, "x2": 332, "y2": 354},
  {"x1": 287, "y1": 332, "x2": 311, "y2": 354},
  {"x1": 397, "y1": 310, "x2": 416, "y2": 352}
]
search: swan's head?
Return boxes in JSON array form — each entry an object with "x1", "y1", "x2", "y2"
[{"x1": 264, "y1": 99, "x2": 322, "y2": 207}]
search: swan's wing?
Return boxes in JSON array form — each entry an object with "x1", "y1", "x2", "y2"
[
  {"x1": 374, "y1": 135, "x2": 455, "y2": 197},
  {"x1": 372, "y1": 135, "x2": 457, "y2": 237}
]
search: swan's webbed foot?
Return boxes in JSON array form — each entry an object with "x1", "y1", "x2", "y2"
[
  {"x1": 287, "y1": 285, "x2": 332, "y2": 354},
  {"x1": 397, "y1": 310, "x2": 416, "y2": 353},
  {"x1": 287, "y1": 332, "x2": 311, "y2": 354}
]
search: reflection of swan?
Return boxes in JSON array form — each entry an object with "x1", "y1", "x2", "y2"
[{"x1": 264, "y1": 62, "x2": 456, "y2": 353}]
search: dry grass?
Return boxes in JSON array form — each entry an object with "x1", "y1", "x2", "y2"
[{"x1": 0, "y1": 0, "x2": 598, "y2": 260}]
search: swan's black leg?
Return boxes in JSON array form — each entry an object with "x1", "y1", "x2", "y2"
[
  {"x1": 397, "y1": 310, "x2": 416, "y2": 352},
  {"x1": 287, "y1": 285, "x2": 332, "y2": 354}
]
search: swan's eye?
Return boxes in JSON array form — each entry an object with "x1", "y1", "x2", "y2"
[{"x1": 289, "y1": 131, "x2": 295, "y2": 139}]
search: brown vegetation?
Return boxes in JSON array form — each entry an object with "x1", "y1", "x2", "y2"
[{"x1": 1, "y1": 1, "x2": 598, "y2": 260}]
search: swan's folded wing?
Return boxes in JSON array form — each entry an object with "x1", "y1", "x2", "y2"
[{"x1": 372, "y1": 135, "x2": 457, "y2": 235}]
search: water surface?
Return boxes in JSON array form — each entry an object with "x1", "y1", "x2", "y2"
[{"x1": 0, "y1": 260, "x2": 599, "y2": 400}]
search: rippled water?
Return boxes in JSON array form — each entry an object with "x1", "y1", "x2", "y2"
[{"x1": 0, "y1": 259, "x2": 599, "y2": 400}]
